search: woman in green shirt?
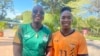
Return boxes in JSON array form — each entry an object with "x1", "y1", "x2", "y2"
[{"x1": 13, "y1": 5, "x2": 51, "y2": 56}]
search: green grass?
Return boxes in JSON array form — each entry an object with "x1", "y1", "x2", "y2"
[{"x1": 86, "y1": 35, "x2": 100, "y2": 40}]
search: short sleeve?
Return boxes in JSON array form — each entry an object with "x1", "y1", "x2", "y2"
[
  {"x1": 13, "y1": 26, "x2": 22, "y2": 44},
  {"x1": 78, "y1": 34, "x2": 88, "y2": 54},
  {"x1": 48, "y1": 35, "x2": 53, "y2": 47},
  {"x1": 13, "y1": 31, "x2": 20, "y2": 44},
  {"x1": 47, "y1": 34, "x2": 54, "y2": 56}
]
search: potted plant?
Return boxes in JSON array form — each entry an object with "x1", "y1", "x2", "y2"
[
  {"x1": 0, "y1": 28, "x2": 4, "y2": 37},
  {"x1": 0, "y1": 22, "x2": 5, "y2": 37}
]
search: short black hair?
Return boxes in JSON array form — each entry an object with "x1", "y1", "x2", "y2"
[{"x1": 60, "y1": 6, "x2": 72, "y2": 13}]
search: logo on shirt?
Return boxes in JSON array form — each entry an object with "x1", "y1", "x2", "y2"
[
  {"x1": 70, "y1": 43, "x2": 76, "y2": 56},
  {"x1": 70, "y1": 43, "x2": 76, "y2": 48},
  {"x1": 43, "y1": 34, "x2": 48, "y2": 42},
  {"x1": 54, "y1": 39, "x2": 59, "y2": 42},
  {"x1": 54, "y1": 38, "x2": 59, "y2": 42},
  {"x1": 24, "y1": 34, "x2": 30, "y2": 38}
]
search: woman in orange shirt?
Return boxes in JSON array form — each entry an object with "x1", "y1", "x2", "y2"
[{"x1": 47, "y1": 6, "x2": 88, "y2": 56}]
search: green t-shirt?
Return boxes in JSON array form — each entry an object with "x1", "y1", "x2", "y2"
[{"x1": 15, "y1": 24, "x2": 51, "y2": 56}]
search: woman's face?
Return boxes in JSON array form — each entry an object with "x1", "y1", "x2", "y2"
[
  {"x1": 32, "y1": 6, "x2": 44, "y2": 24},
  {"x1": 60, "y1": 10, "x2": 72, "y2": 29}
]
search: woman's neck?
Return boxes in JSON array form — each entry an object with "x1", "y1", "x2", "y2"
[
  {"x1": 31, "y1": 23, "x2": 42, "y2": 32},
  {"x1": 60, "y1": 28, "x2": 73, "y2": 36}
]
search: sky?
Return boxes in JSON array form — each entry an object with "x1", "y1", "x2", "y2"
[
  {"x1": 6, "y1": 0, "x2": 35, "y2": 19},
  {"x1": 6, "y1": 0, "x2": 98, "y2": 19}
]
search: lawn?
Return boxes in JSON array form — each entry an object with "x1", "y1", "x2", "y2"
[{"x1": 86, "y1": 35, "x2": 100, "y2": 40}]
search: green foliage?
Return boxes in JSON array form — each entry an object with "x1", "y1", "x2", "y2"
[
  {"x1": 0, "y1": 21, "x2": 6, "y2": 31},
  {"x1": 34, "y1": 0, "x2": 94, "y2": 32},
  {"x1": 86, "y1": 16, "x2": 100, "y2": 37},
  {"x1": 43, "y1": 13, "x2": 60, "y2": 32},
  {"x1": 15, "y1": 15, "x2": 22, "y2": 20},
  {"x1": 86, "y1": 35, "x2": 100, "y2": 40},
  {"x1": 14, "y1": 11, "x2": 32, "y2": 24},
  {"x1": 34, "y1": 0, "x2": 75, "y2": 32},
  {"x1": 72, "y1": 17, "x2": 88, "y2": 31},
  {"x1": 89, "y1": 0, "x2": 100, "y2": 12},
  {"x1": 72, "y1": 16, "x2": 100, "y2": 37},
  {"x1": 0, "y1": 0, "x2": 13, "y2": 20},
  {"x1": 14, "y1": 0, "x2": 100, "y2": 37},
  {"x1": 43, "y1": 14, "x2": 53, "y2": 23},
  {"x1": 67, "y1": 0, "x2": 90, "y2": 16},
  {"x1": 22, "y1": 11, "x2": 32, "y2": 24}
]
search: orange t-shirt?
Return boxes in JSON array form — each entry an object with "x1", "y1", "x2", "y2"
[{"x1": 50, "y1": 31, "x2": 88, "y2": 56}]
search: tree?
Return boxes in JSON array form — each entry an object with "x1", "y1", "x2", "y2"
[
  {"x1": 67, "y1": 0, "x2": 90, "y2": 17},
  {"x1": 34, "y1": 0, "x2": 76, "y2": 13},
  {"x1": 0, "y1": 0, "x2": 13, "y2": 20},
  {"x1": 15, "y1": 15, "x2": 22, "y2": 20},
  {"x1": 22, "y1": 11, "x2": 32, "y2": 24},
  {"x1": 34, "y1": 0, "x2": 76, "y2": 32},
  {"x1": 43, "y1": 13, "x2": 58, "y2": 32},
  {"x1": 85, "y1": 16, "x2": 100, "y2": 37},
  {"x1": 89, "y1": 0, "x2": 100, "y2": 19},
  {"x1": 0, "y1": 21, "x2": 6, "y2": 31}
]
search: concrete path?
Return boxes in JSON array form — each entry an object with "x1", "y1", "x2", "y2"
[{"x1": 87, "y1": 40, "x2": 100, "y2": 56}]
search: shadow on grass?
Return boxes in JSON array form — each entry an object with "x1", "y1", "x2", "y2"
[{"x1": 87, "y1": 41, "x2": 100, "y2": 49}]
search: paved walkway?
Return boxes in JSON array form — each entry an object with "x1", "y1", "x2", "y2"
[
  {"x1": 87, "y1": 40, "x2": 100, "y2": 56},
  {"x1": 0, "y1": 38, "x2": 13, "y2": 56}
]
